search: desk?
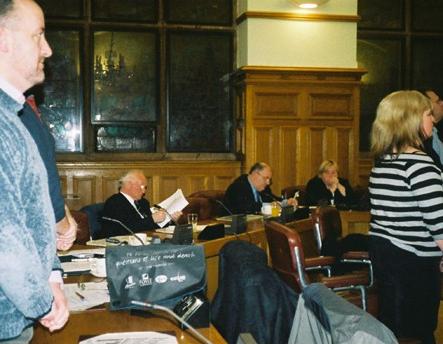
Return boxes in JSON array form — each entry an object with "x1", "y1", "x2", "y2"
[
  {"x1": 33, "y1": 220, "x2": 268, "y2": 343},
  {"x1": 32, "y1": 308, "x2": 226, "y2": 344},
  {"x1": 339, "y1": 210, "x2": 370, "y2": 237}
]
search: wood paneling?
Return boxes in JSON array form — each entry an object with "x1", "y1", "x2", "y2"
[
  {"x1": 58, "y1": 161, "x2": 241, "y2": 210},
  {"x1": 233, "y1": 66, "x2": 365, "y2": 194}
]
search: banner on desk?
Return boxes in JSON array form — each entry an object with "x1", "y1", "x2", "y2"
[{"x1": 106, "y1": 244, "x2": 206, "y2": 310}]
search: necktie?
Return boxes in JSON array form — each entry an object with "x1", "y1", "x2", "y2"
[
  {"x1": 26, "y1": 95, "x2": 41, "y2": 120},
  {"x1": 134, "y1": 200, "x2": 146, "y2": 218}
]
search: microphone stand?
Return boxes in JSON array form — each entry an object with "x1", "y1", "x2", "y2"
[
  {"x1": 131, "y1": 300, "x2": 212, "y2": 344},
  {"x1": 101, "y1": 216, "x2": 145, "y2": 246},
  {"x1": 214, "y1": 199, "x2": 233, "y2": 216}
]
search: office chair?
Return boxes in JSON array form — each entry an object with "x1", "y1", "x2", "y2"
[
  {"x1": 281, "y1": 185, "x2": 307, "y2": 206},
  {"x1": 265, "y1": 219, "x2": 369, "y2": 310},
  {"x1": 80, "y1": 202, "x2": 105, "y2": 240},
  {"x1": 311, "y1": 206, "x2": 373, "y2": 288}
]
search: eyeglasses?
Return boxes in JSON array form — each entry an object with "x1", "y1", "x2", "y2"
[{"x1": 257, "y1": 172, "x2": 272, "y2": 183}]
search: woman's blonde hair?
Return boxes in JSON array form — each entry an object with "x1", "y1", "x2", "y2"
[
  {"x1": 317, "y1": 160, "x2": 339, "y2": 177},
  {"x1": 370, "y1": 90, "x2": 432, "y2": 159}
]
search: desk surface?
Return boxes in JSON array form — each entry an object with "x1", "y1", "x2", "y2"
[
  {"x1": 32, "y1": 308, "x2": 226, "y2": 344},
  {"x1": 33, "y1": 221, "x2": 270, "y2": 344}
]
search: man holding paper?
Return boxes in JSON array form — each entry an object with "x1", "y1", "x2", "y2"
[{"x1": 100, "y1": 170, "x2": 182, "y2": 238}]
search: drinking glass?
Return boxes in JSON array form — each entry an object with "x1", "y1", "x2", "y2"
[{"x1": 187, "y1": 213, "x2": 198, "y2": 231}]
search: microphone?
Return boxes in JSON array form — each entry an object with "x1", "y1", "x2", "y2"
[
  {"x1": 153, "y1": 204, "x2": 177, "y2": 225},
  {"x1": 214, "y1": 199, "x2": 233, "y2": 215},
  {"x1": 101, "y1": 216, "x2": 145, "y2": 246},
  {"x1": 130, "y1": 300, "x2": 212, "y2": 344}
]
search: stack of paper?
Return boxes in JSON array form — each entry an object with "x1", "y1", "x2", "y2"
[{"x1": 65, "y1": 281, "x2": 109, "y2": 312}]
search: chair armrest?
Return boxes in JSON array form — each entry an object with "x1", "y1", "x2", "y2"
[
  {"x1": 342, "y1": 251, "x2": 369, "y2": 260},
  {"x1": 321, "y1": 273, "x2": 369, "y2": 288},
  {"x1": 305, "y1": 256, "x2": 335, "y2": 267}
]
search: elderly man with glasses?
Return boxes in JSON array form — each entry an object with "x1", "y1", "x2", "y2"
[
  {"x1": 99, "y1": 169, "x2": 180, "y2": 239},
  {"x1": 223, "y1": 162, "x2": 296, "y2": 215}
]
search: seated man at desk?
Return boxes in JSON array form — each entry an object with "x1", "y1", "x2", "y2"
[
  {"x1": 223, "y1": 162, "x2": 296, "y2": 215},
  {"x1": 100, "y1": 170, "x2": 180, "y2": 238}
]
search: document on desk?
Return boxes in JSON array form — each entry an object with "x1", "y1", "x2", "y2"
[
  {"x1": 79, "y1": 331, "x2": 178, "y2": 344},
  {"x1": 65, "y1": 281, "x2": 109, "y2": 311},
  {"x1": 58, "y1": 247, "x2": 105, "y2": 258},
  {"x1": 156, "y1": 189, "x2": 189, "y2": 228}
]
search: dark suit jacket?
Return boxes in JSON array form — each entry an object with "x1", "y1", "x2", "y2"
[
  {"x1": 99, "y1": 193, "x2": 159, "y2": 238},
  {"x1": 223, "y1": 174, "x2": 277, "y2": 215},
  {"x1": 19, "y1": 101, "x2": 66, "y2": 222},
  {"x1": 306, "y1": 176, "x2": 355, "y2": 208},
  {"x1": 211, "y1": 241, "x2": 298, "y2": 344}
]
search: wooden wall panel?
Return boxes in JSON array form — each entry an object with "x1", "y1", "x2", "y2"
[
  {"x1": 235, "y1": 66, "x2": 365, "y2": 193},
  {"x1": 102, "y1": 177, "x2": 120, "y2": 200},
  {"x1": 279, "y1": 127, "x2": 299, "y2": 191},
  {"x1": 253, "y1": 126, "x2": 274, "y2": 164},
  {"x1": 71, "y1": 176, "x2": 96, "y2": 210},
  {"x1": 310, "y1": 93, "x2": 352, "y2": 118},
  {"x1": 214, "y1": 176, "x2": 236, "y2": 190},
  {"x1": 158, "y1": 177, "x2": 181, "y2": 201},
  {"x1": 309, "y1": 127, "x2": 327, "y2": 178},
  {"x1": 58, "y1": 161, "x2": 241, "y2": 210},
  {"x1": 336, "y1": 127, "x2": 352, "y2": 179},
  {"x1": 255, "y1": 91, "x2": 298, "y2": 117},
  {"x1": 188, "y1": 176, "x2": 209, "y2": 193}
]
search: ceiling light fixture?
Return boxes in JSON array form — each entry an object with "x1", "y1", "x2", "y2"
[{"x1": 292, "y1": 0, "x2": 330, "y2": 9}]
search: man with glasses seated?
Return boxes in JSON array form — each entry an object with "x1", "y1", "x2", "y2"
[
  {"x1": 99, "y1": 169, "x2": 181, "y2": 239},
  {"x1": 223, "y1": 162, "x2": 297, "y2": 215}
]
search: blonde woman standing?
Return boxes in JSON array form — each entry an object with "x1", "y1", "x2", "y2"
[{"x1": 369, "y1": 90, "x2": 443, "y2": 343}]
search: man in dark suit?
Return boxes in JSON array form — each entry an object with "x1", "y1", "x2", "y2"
[
  {"x1": 100, "y1": 170, "x2": 180, "y2": 238},
  {"x1": 19, "y1": 93, "x2": 77, "y2": 250},
  {"x1": 223, "y1": 162, "x2": 297, "y2": 215}
]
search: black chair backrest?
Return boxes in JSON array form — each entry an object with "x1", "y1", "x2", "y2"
[{"x1": 80, "y1": 202, "x2": 105, "y2": 240}]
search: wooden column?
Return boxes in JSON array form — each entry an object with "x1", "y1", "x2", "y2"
[{"x1": 233, "y1": 66, "x2": 366, "y2": 194}]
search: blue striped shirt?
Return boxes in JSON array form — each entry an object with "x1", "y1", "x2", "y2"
[{"x1": 369, "y1": 153, "x2": 443, "y2": 257}]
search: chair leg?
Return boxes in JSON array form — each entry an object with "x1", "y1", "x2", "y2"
[{"x1": 358, "y1": 285, "x2": 367, "y2": 311}]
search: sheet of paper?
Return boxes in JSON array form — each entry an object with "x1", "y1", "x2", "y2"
[
  {"x1": 156, "y1": 189, "x2": 189, "y2": 228},
  {"x1": 58, "y1": 248, "x2": 105, "y2": 258},
  {"x1": 79, "y1": 331, "x2": 178, "y2": 344},
  {"x1": 65, "y1": 281, "x2": 109, "y2": 312},
  {"x1": 61, "y1": 260, "x2": 92, "y2": 274}
]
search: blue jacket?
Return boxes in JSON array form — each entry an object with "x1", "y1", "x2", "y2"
[{"x1": 0, "y1": 90, "x2": 58, "y2": 340}]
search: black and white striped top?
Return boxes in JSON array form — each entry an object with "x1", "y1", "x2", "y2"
[{"x1": 369, "y1": 153, "x2": 443, "y2": 257}]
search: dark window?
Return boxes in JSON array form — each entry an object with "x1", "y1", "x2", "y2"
[
  {"x1": 358, "y1": 0, "x2": 443, "y2": 152},
  {"x1": 35, "y1": 0, "x2": 234, "y2": 158}
]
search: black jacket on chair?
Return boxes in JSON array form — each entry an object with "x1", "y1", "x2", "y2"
[
  {"x1": 98, "y1": 193, "x2": 158, "y2": 239},
  {"x1": 211, "y1": 240, "x2": 298, "y2": 344}
]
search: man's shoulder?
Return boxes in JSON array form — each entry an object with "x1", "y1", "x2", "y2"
[
  {"x1": 226, "y1": 174, "x2": 249, "y2": 191},
  {"x1": 104, "y1": 193, "x2": 126, "y2": 205}
]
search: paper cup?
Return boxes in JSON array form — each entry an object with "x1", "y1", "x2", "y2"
[{"x1": 90, "y1": 258, "x2": 107, "y2": 278}]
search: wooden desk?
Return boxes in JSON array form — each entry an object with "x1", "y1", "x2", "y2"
[
  {"x1": 32, "y1": 308, "x2": 226, "y2": 344},
  {"x1": 33, "y1": 220, "x2": 268, "y2": 343},
  {"x1": 339, "y1": 210, "x2": 370, "y2": 237}
]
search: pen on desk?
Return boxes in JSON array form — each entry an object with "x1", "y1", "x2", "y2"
[{"x1": 75, "y1": 291, "x2": 85, "y2": 300}]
